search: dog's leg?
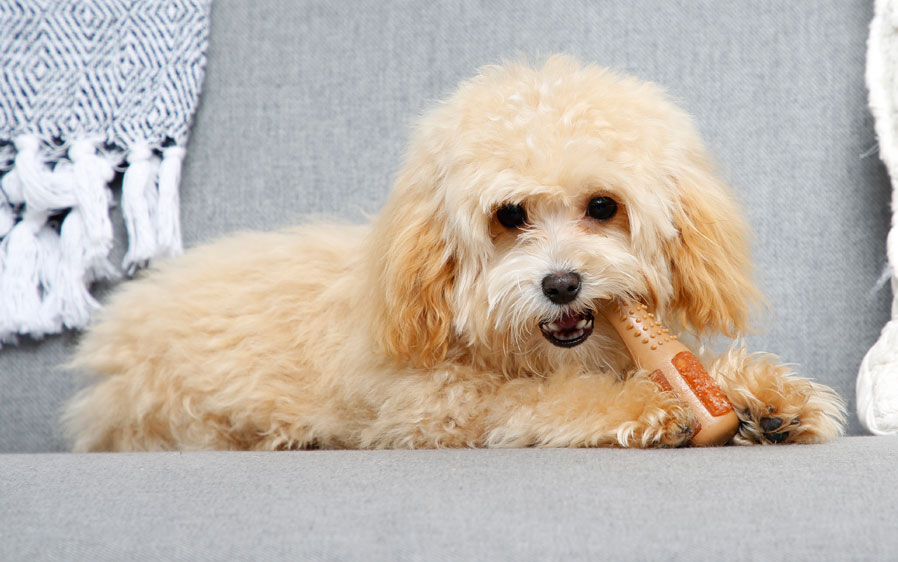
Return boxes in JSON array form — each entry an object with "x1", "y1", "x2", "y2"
[
  {"x1": 483, "y1": 367, "x2": 696, "y2": 448},
  {"x1": 64, "y1": 375, "x2": 240, "y2": 451},
  {"x1": 63, "y1": 373, "x2": 321, "y2": 451},
  {"x1": 708, "y1": 346, "x2": 846, "y2": 444}
]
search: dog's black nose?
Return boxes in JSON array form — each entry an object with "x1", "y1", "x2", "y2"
[{"x1": 542, "y1": 271, "x2": 581, "y2": 305}]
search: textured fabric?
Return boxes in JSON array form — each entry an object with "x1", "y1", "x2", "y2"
[
  {"x1": 0, "y1": 0, "x2": 211, "y2": 344},
  {"x1": 0, "y1": 0, "x2": 889, "y2": 451},
  {"x1": 2, "y1": 437, "x2": 897, "y2": 561},
  {"x1": 0, "y1": 0, "x2": 209, "y2": 148},
  {"x1": 858, "y1": 0, "x2": 898, "y2": 435}
]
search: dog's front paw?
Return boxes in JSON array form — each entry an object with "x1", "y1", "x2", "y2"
[
  {"x1": 721, "y1": 354, "x2": 847, "y2": 445},
  {"x1": 615, "y1": 381, "x2": 697, "y2": 448},
  {"x1": 734, "y1": 388, "x2": 846, "y2": 445},
  {"x1": 735, "y1": 403, "x2": 803, "y2": 445}
]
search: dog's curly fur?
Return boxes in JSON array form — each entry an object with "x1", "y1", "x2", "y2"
[{"x1": 63, "y1": 56, "x2": 846, "y2": 451}]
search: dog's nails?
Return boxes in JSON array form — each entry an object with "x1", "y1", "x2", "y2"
[{"x1": 760, "y1": 417, "x2": 783, "y2": 432}]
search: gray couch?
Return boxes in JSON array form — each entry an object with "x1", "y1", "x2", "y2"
[{"x1": 3, "y1": 1, "x2": 898, "y2": 560}]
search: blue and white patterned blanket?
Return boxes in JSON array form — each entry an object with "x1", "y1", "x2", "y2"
[{"x1": 0, "y1": 0, "x2": 211, "y2": 345}]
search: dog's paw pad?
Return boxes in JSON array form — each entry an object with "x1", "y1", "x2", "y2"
[
  {"x1": 759, "y1": 416, "x2": 781, "y2": 432},
  {"x1": 758, "y1": 416, "x2": 789, "y2": 443},
  {"x1": 764, "y1": 430, "x2": 789, "y2": 443}
]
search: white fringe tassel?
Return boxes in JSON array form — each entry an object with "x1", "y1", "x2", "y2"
[
  {"x1": 121, "y1": 143, "x2": 161, "y2": 276},
  {"x1": 155, "y1": 146, "x2": 185, "y2": 258},
  {"x1": 1, "y1": 208, "x2": 53, "y2": 339},
  {"x1": 0, "y1": 135, "x2": 185, "y2": 345},
  {"x1": 69, "y1": 139, "x2": 117, "y2": 282}
]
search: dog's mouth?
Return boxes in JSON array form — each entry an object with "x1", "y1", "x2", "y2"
[{"x1": 538, "y1": 311, "x2": 594, "y2": 348}]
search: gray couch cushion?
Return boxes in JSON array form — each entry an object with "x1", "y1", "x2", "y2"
[
  {"x1": 3, "y1": 436, "x2": 897, "y2": 561},
  {"x1": 0, "y1": 0, "x2": 889, "y2": 451}
]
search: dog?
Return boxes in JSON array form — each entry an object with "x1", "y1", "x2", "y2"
[{"x1": 64, "y1": 55, "x2": 846, "y2": 451}]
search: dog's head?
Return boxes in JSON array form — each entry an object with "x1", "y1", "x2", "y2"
[{"x1": 370, "y1": 56, "x2": 761, "y2": 374}]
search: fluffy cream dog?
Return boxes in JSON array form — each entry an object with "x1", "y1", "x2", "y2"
[{"x1": 64, "y1": 55, "x2": 846, "y2": 451}]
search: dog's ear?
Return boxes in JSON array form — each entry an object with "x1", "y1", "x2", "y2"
[
  {"x1": 369, "y1": 158, "x2": 456, "y2": 368},
  {"x1": 663, "y1": 143, "x2": 764, "y2": 338}
]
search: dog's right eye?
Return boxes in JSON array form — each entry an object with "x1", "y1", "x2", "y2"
[
  {"x1": 496, "y1": 203, "x2": 527, "y2": 229},
  {"x1": 586, "y1": 196, "x2": 618, "y2": 222}
]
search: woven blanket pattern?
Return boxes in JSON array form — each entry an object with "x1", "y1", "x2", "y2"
[{"x1": 0, "y1": 0, "x2": 211, "y2": 346}]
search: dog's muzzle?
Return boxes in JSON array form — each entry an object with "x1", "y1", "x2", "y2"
[{"x1": 538, "y1": 310, "x2": 594, "y2": 348}]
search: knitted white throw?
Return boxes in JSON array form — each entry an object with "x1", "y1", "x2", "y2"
[
  {"x1": 0, "y1": 0, "x2": 211, "y2": 346},
  {"x1": 858, "y1": 0, "x2": 898, "y2": 434}
]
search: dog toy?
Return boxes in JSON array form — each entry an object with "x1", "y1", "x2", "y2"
[{"x1": 603, "y1": 302, "x2": 740, "y2": 446}]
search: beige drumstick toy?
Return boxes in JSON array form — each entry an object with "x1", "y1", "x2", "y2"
[{"x1": 603, "y1": 301, "x2": 740, "y2": 446}]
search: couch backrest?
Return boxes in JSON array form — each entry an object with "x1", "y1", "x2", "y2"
[{"x1": 0, "y1": 0, "x2": 887, "y2": 451}]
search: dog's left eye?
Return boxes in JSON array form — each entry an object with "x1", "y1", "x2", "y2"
[
  {"x1": 586, "y1": 196, "x2": 618, "y2": 222},
  {"x1": 496, "y1": 203, "x2": 527, "y2": 229}
]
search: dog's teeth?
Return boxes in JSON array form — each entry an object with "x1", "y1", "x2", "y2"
[
  {"x1": 559, "y1": 329, "x2": 584, "y2": 340},
  {"x1": 585, "y1": 319, "x2": 593, "y2": 328},
  {"x1": 547, "y1": 322, "x2": 560, "y2": 332},
  {"x1": 576, "y1": 318, "x2": 587, "y2": 329}
]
